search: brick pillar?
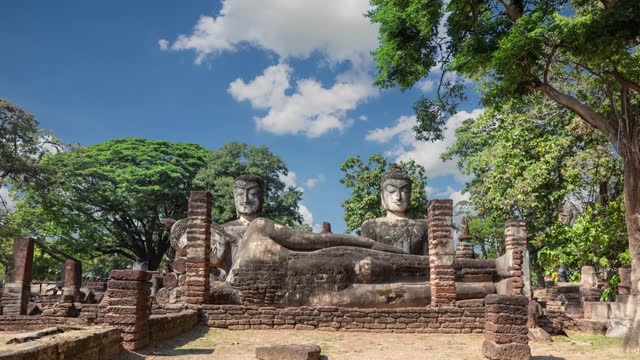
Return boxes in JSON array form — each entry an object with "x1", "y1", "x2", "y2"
[
  {"x1": 184, "y1": 191, "x2": 211, "y2": 304},
  {"x1": 482, "y1": 294, "x2": 531, "y2": 360},
  {"x1": 496, "y1": 220, "x2": 531, "y2": 298},
  {"x1": 105, "y1": 270, "x2": 152, "y2": 350},
  {"x1": 428, "y1": 200, "x2": 456, "y2": 307},
  {"x1": 619, "y1": 265, "x2": 632, "y2": 295},
  {"x1": 1, "y1": 238, "x2": 34, "y2": 315},
  {"x1": 62, "y1": 259, "x2": 82, "y2": 301}
]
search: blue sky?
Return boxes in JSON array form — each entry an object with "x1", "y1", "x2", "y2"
[{"x1": 1, "y1": 0, "x2": 482, "y2": 233}]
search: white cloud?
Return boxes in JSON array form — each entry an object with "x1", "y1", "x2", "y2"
[
  {"x1": 359, "y1": 115, "x2": 368, "y2": 121},
  {"x1": 449, "y1": 188, "x2": 470, "y2": 205},
  {"x1": 365, "y1": 115, "x2": 416, "y2": 144},
  {"x1": 162, "y1": 0, "x2": 378, "y2": 65},
  {"x1": 304, "y1": 174, "x2": 326, "y2": 189},
  {"x1": 365, "y1": 109, "x2": 484, "y2": 181},
  {"x1": 279, "y1": 171, "x2": 304, "y2": 193},
  {"x1": 0, "y1": 186, "x2": 16, "y2": 212},
  {"x1": 158, "y1": 39, "x2": 169, "y2": 51},
  {"x1": 229, "y1": 63, "x2": 376, "y2": 138},
  {"x1": 417, "y1": 79, "x2": 435, "y2": 93},
  {"x1": 299, "y1": 204, "x2": 314, "y2": 225}
]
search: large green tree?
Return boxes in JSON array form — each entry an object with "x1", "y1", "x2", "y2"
[
  {"x1": 15, "y1": 138, "x2": 209, "y2": 270},
  {"x1": 0, "y1": 99, "x2": 62, "y2": 272},
  {"x1": 368, "y1": 0, "x2": 640, "y2": 349},
  {"x1": 445, "y1": 95, "x2": 623, "y2": 285},
  {"x1": 193, "y1": 142, "x2": 303, "y2": 226},
  {"x1": 340, "y1": 154, "x2": 428, "y2": 234}
]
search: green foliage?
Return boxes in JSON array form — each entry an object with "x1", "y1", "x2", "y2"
[
  {"x1": 0, "y1": 99, "x2": 63, "y2": 272},
  {"x1": 538, "y1": 196, "x2": 629, "y2": 278},
  {"x1": 444, "y1": 94, "x2": 624, "y2": 282},
  {"x1": 443, "y1": 94, "x2": 620, "y2": 232},
  {"x1": 464, "y1": 211, "x2": 505, "y2": 259},
  {"x1": 13, "y1": 138, "x2": 209, "y2": 270},
  {"x1": 368, "y1": 1, "x2": 640, "y2": 140},
  {"x1": 192, "y1": 142, "x2": 303, "y2": 226},
  {"x1": 340, "y1": 154, "x2": 428, "y2": 234}
]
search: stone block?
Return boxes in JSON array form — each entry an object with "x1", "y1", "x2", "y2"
[
  {"x1": 482, "y1": 340, "x2": 531, "y2": 360},
  {"x1": 485, "y1": 294, "x2": 528, "y2": 307},
  {"x1": 255, "y1": 344, "x2": 321, "y2": 360},
  {"x1": 110, "y1": 270, "x2": 152, "y2": 282}
]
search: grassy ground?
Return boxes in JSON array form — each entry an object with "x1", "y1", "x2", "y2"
[{"x1": 118, "y1": 327, "x2": 639, "y2": 360}]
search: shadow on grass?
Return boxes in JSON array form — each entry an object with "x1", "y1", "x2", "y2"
[{"x1": 117, "y1": 325, "x2": 214, "y2": 359}]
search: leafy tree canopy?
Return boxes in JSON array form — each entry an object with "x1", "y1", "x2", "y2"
[
  {"x1": 0, "y1": 99, "x2": 63, "y2": 270},
  {"x1": 193, "y1": 142, "x2": 303, "y2": 226},
  {"x1": 14, "y1": 138, "x2": 209, "y2": 271},
  {"x1": 340, "y1": 154, "x2": 428, "y2": 234}
]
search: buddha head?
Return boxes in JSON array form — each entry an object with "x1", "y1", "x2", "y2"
[
  {"x1": 233, "y1": 174, "x2": 264, "y2": 219},
  {"x1": 380, "y1": 163, "x2": 412, "y2": 216}
]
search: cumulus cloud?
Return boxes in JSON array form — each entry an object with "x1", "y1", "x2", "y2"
[
  {"x1": 359, "y1": 115, "x2": 368, "y2": 121},
  {"x1": 161, "y1": 0, "x2": 378, "y2": 65},
  {"x1": 229, "y1": 63, "x2": 376, "y2": 137},
  {"x1": 299, "y1": 204, "x2": 314, "y2": 225},
  {"x1": 417, "y1": 79, "x2": 435, "y2": 93},
  {"x1": 279, "y1": 171, "x2": 303, "y2": 192},
  {"x1": 365, "y1": 109, "x2": 483, "y2": 181},
  {"x1": 158, "y1": 39, "x2": 169, "y2": 51},
  {"x1": 304, "y1": 174, "x2": 326, "y2": 189}
]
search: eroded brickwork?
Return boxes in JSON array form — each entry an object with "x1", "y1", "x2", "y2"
[
  {"x1": 2, "y1": 238, "x2": 35, "y2": 315},
  {"x1": 482, "y1": 295, "x2": 531, "y2": 360},
  {"x1": 185, "y1": 191, "x2": 211, "y2": 304},
  {"x1": 105, "y1": 270, "x2": 152, "y2": 350},
  {"x1": 202, "y1": 303, "x2": 485, "y2": 333},
  {"x1": 428, "y1": 200, "x2": 456, "y2": 307}
]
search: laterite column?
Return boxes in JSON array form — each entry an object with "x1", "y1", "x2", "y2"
[
  {"x1": 105, "y1": 270, "x2": 152, "y2": 350},
  {"x1": 184, "y1": 191, "x2": 211, "y2": 304},
  {"x1": 428, "y1": 199, "x2": 456, "y2": 307},
  {"x1": 1, "y1": 238, "x2": 34, "y2": 315},
  {"x1": 505, "y1": 220, "x2": 530, "y2": 297},
  {"x1": 483, "y1": 294, "x2": 531, "y2": 360}
]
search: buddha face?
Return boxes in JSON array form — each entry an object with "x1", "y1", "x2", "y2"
[
  {"x1": 234, "y1": 180, "x2": 262, "y2": 216},
  {"x1": 381, "y1": 178, "x2": 411, "y2": 214}
]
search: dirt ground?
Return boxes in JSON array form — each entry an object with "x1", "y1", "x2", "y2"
[{"x1": 117, "y1": 326, "x2": 640, "y2": 360}]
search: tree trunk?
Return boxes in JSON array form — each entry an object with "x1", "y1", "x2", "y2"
[{"x1": 623, "y1": 155, "x2": 640, "y2": 352}]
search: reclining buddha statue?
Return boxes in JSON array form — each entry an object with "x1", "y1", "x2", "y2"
[{"x1": 170, "y1": 168, "x2": 498, "y2": 307}]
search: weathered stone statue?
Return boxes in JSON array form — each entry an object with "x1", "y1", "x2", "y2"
[
  {"x1": 170, "y1": 174, "x2": 264, "y2": 278},
  {"x1": 360, "y1": 164, "x2": 428, "y2": 255},
  {"x1": 456, "y1": 215, "x2": 474, "y2": 259}
]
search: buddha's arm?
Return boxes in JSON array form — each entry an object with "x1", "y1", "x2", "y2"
[
  {"x1": 256, "y1": 219, "x2": 405, "y2": 254},
  {"x1": 210, "y1": 224, "x2": 234, "y2": 268}
]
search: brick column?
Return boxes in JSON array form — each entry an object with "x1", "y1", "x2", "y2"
[
  {"x1": 496, "y1": 220, "x2": 531, "y2": 298},
  {"x1": 105, "y1": 270, "x2": 152, "y2": 350},
  {"x1": 185, "y1": 191, "x2": 211, "y2": 304},
  {"x1": 619, "y1": 265, "x2": 632, "y2": 295},
  {"x1": 1, "y1": 238, "x2": 34, "y2": 315},
  {"x1": 62, "y1": 259, "x2": 82, "y2": 302},
  {"x1": 428, "y1": 199, "x2": 456, "y2": 307},
  {"x1": 483, "y1": 294, "x2": 531, "y2": 360}
]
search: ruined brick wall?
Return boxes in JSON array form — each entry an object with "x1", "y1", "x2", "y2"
[
  {"x1": 202, "y1": 304, "x2": 485, "y2": 333},
  {"x1": 0, "y1": 327, "x2": 121, "y2": 359},
  {"x1": 0, "y1": 315, "x2": 86, "y2": 331},
  {"x1": 231, "y1": 259, "x2": 287, "y2": 306},
  {"x1": 148, "y1": 310, "x2": 199, "y2": 342}
]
